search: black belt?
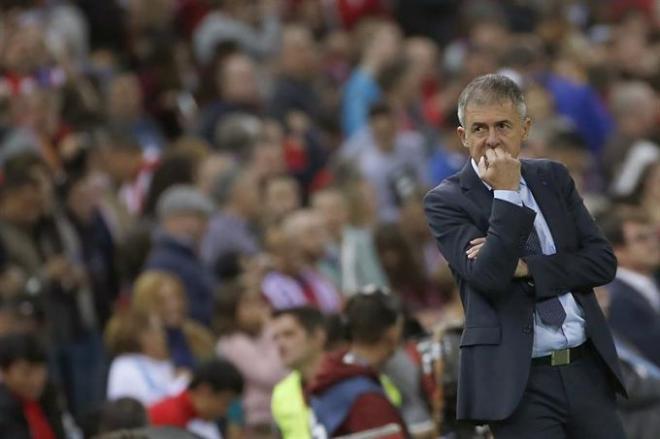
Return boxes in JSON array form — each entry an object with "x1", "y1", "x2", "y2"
[{"x1": 531, "y1": 341, "x2": 589, "y2": 366}]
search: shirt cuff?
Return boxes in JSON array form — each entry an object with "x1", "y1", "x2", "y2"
[{"x1": 493, "y1": 190, "x2": 523, "y2": 206}]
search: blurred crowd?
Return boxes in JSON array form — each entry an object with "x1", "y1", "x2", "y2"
[{"x1": 0, "y1": 0, "x2": 659, "y2": 438}]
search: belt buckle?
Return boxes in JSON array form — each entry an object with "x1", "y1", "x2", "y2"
[{"x1": 551, "y1": 349, "x2": 570, "y2": 366}]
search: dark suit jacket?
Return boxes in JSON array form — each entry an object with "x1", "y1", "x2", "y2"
[
  {"x1": 423, "y1": 159, "x2": 625, "y2": 422},
  {"x1": 607, "y1": 278, "x2": 660, "y2": 367},
  {"x1": 615, "y1": 337, "x2": 660, "y2": 439},
  {"x1": 0, "y1": 383, "x2": 66, "y2": 439},
  {"x1": 146, "y1": 233, "x2": 214, "y2": 326}
]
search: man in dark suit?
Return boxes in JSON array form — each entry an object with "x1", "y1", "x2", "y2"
[
  {"x1": 594, "y1": 286, "x2": 660, "y2": 439},
  {"x1": 424, "y1": 74, "x2": 626, "y2": 438},
  {"x1": 599, "y1": 207, "x2": 660, "y2": 367}
]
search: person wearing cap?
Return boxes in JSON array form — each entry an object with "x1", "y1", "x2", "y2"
[{"x1": 145, "y1": 184, "x2": 216, "y2": 326}]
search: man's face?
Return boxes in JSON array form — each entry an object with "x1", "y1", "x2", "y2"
[
  {"x1": 233, "y1": 174, "x2": 261, "y2": 219},
  {"x1": 265, "y1": 180, "x2": 300, "y2": 219},
  {"x1": 380, "y1": 318, "x2": 403, "y2": 362},
  {"x1": 272, "y1": 315, "x2": 321, "y2": 370},
  {"x1": 194, "y1": 386, "x2": 236, "y2": 421},
  {"x1": 219, "y1": 55, "x2": 259, "y2": 104},
  {"x1": 108, "y1": 74, "x2": 143, "y2": 120},
  {"x1": 312, "y1": 193, "x2": 348, "y2": 240},
  {"x1": 2, "y1": 360, "x2": 48, "y2": 401},
  {"x1": 104, "y1": 149, "x2": 143, "y2": 183},
  {"x1": 620, "y1": 221, "x2": 660, "y2": 271},
  {"x1": 298, "y1": 215, "x2": 329, "y2": 261},
  {"x1": 457, "y1": 100, "x2": 531, "y2": 163},
  {"x1": 370, "y1": 114, "x2": 397, "y2": 152},
  {"x1": 0, "y1": 183, "x2": 43, "y2": 226}
]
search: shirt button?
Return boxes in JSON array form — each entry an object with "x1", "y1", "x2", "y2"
[{"x1": 523, "y1": 325, "x2": 532, "y2": 334}]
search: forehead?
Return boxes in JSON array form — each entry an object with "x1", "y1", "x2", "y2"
[
  {"x1": 5, "y1": 359, "x2": 44, "y2": 373},
  {"x1": 623, "y1": 220, "x2": 652, "y2": 232},
  {"x1": 274, "y1": 314, "x2": 304, "y2": 332},
  {"x1": 464, "y1": 100, "x2": 519, "y2": 125}
]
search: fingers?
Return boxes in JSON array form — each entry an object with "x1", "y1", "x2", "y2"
[
  {"x1": 493, "y1": 147, "x2": 511, "y2": 159},
  {"x1": 477, "y1": 156, "x2": 487, "y2": 178},
  {"x1": 466, "y1": 243, "x2": 485, "y2": 259},
  {"x1": 485, "y1": 148, "x2": 497, "y2": 165},
  {"x1": 466, "y1": 237, "x2": 487, "y2": 259}
]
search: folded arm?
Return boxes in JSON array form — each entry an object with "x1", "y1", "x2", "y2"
[
  {"x1": 523, "y1": 164, "x2": 617, "y2": 299},
  {"x1": 424, "y1": 190, "x2": 536, "y2": 302}
]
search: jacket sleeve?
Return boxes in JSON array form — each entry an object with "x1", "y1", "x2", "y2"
[
  {"x1": 424, "y1": 188, "x2": 536, "y2": 302},
  {"x1": 523, "y1": 163, "x2": 617, "y2": 300}
]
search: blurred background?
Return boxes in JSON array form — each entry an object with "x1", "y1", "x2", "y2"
[{"x1": 0, "y1": 0, "x2": 658, "y2": 438}]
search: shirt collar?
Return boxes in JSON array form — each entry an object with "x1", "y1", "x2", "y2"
[{"x1": 470, "y1": 158, "x2": 526, "y2": 191}]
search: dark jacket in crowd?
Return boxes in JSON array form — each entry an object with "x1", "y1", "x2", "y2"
[
  {"x1": 607, "y1": 277, "x2": 660, "y2": 367},
  {"x1": 0, "y1": 383, "x2": 66, "y2": 439},
  {"x1": 145, "y1": 233, "x2": 214, "y2": 326},
  {"x1": 615, "y1": 336, "x2": 660, "y2": 439}
]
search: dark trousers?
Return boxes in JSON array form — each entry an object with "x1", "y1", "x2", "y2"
[{"x1": 490, "y1": 344, "x2": 626, "y2": 439}]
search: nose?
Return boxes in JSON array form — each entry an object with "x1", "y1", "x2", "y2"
[{"x1": 485, "y1": 127, "x2": 499, "y2": 147}]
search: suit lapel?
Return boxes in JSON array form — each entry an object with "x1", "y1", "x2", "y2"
[
  {"x1": 521, "y1": 161, "x2": 568, "y2": 250},
  {"x1": 459, "y1": 161, "x2": 493, "y2": 230}
]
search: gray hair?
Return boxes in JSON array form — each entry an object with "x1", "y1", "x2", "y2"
[{"x1": 457, "y1": 74, "x2": 527, "y2": 127}]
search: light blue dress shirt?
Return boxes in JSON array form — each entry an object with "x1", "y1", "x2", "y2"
[{"x1": 471, "y1": 160, "x2": 587, "y2": 357}]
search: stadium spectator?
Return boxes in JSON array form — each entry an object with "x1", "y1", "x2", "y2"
[
  {"x1": 341, "y1": 19, "x2": 402, "y2": 137},
  {"x1": 215, "y1": 279, "x2": 286, "y2": 436},
  {"x1": 601, "y1": 207, "x2": 660, "y2": 366},
  {"x1": 261, "y1": 209, "x2": 342, "y2": 312},
  {"x1": 131, "y1": 271, "x2": 215, "y2": 369},
  {"x1": 105, "y1": 310, "x2": 188, "y2": 406},
  {"x1": 271, "y1": 306, "x2": 327, "y2": 439},
  {"x1": 145, "y1": 185, "x2": 216, "y2": 326},
  {"x1": 341, "y1": 102, "x2": 427, "y2": 222},
  {"x1": 149, "y1": 358, "x2": 244, "y2": 439},
  {"x1": 0, "y1": 333, "x2": 66, "y2": 438},
  {"x1": 202, "y1": 166, "x2": 261, "y2": 274},
  {"x1": 307, "y1": 289, "x2": 407, "y2": 438}
]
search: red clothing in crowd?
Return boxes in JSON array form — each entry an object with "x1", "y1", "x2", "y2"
[
  {"x1": 149, "y1": 390, "x2": 198, "y2": 428},
  {"x1": 22, "y1": 399, "x2": 56, "y2": 439},
  {"x1": 307, "y1": 349, "x2": 407, "y2": 438}
]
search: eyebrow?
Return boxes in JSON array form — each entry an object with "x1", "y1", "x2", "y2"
[{"x1": 471, "y1": 120, "x2": 513, "y2": 128}]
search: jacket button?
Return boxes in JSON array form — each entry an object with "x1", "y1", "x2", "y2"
[
  {"x1": 523, "y1": 325, "x2": 532, "y2": 334},
  {"x1": 527, "y1": 280, "x2": 535, "y2": 287}
]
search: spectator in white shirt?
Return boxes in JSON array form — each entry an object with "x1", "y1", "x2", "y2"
[{"x1": 105, "y1": 310, "x2": 189, "y2": 406}]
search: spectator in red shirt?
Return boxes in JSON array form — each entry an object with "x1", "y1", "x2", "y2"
[
  {"x1": 149, "y1": 358, "x2": 244, "y2": 437},
  {"x1": 0, "y1": 333, "x2": 66, "y2": 439}
]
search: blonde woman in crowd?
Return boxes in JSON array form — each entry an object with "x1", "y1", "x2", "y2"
[
  {"x1": 105, "y1": 310, "x2": 189, "y2": 406},
  {"x1": 132, "y1": 270, "x2": 215, "y2": 369}
]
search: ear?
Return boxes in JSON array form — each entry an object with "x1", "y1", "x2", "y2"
[
  {"x1": 521, "y1": 117, "x2": 532, "y2": 141},
  {"x1": 457, "y1": 126, "x2": 467, "y2": 148}
]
